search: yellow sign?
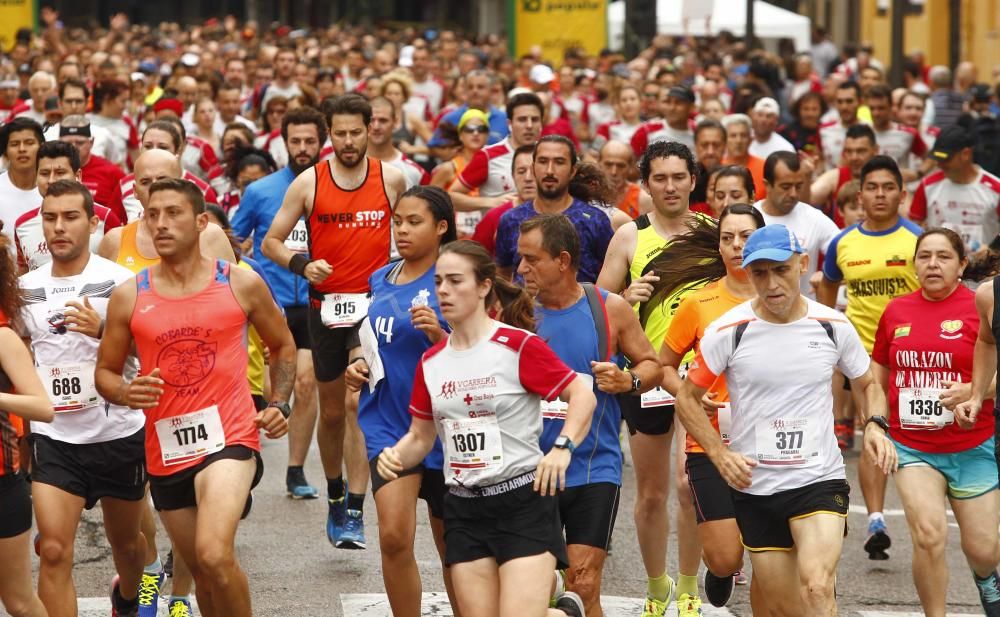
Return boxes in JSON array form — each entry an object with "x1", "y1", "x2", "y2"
[
  {"x1": 510, "y1": 0, "x2": 607, "y2": 64},
  {"x1": 0, "y1": 0, "x2": 34, "y2": 54}
]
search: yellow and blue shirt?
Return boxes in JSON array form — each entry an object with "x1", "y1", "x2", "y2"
[{"x1": 822, "y1": 218, "x2": 921, "y2": 352}]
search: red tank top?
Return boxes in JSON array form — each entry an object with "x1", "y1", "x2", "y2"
[
  {"x1": 830, "y1": 166, "x2": 853, "y2": 228},
  {"x1": 308, "y1": 157, "x2": 393, "y2": 295},
  {"x1": 130, "y1": 261, "x2": 259, "y2": 477},
  {"x1": 0, "y1": 309, "x2": 21, "y2": 477}
]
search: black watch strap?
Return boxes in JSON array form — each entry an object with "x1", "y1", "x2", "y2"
[
  {"x1": 270, "y1": 401, "x2": 292, "y2": 419},
  {"x1": 866, "y1": 415, "x2": 890, "y2": 432}
]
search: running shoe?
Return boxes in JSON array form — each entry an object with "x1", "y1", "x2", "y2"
[
  {"x1": 326, "y1": 495, "x2": 347, "y2": 546},
  {"x1": 550, "y1": 569, "x2": 567, "y2": 607},
  {"x1": 553, "y1": 590, "x2": 585, "y2": 617},
  {"x1": 975, "y1": 571, "x2": 1000, "y2": 616},
  {"x1": 110, "y1": 575, "x2": 139, "y2": 617},
  {"x1": 864, "y1": 517, "x2": 891, "y2": 560},
  {"x1": 286, "y1": 467, "x2": 319, "y2": 499},
  {"x1": 168, "y1": 598, "x2": 194, "y2": 617},
  {"x1": 137, "y1": 570, "x2": 166, "y2": 617},
  {"x1": 336, "y1": 508, "x2": 367, "y2": 549},
  {"x1": 640, "y1": 576, "x2": 674, "y2": 617},
  {"x1": 734, "y1": 569, "x2": 749, "y2": 585},
  {"x1": 677, "y1": 593, "x2": 704, "y2": 617},
  {"x1": 704, "y1": 570, "x2": 735, "y2": 607}
]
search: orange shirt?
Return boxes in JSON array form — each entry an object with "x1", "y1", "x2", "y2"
[
  {"x1": 308, "y1": 157, "x2": 393, "y2": 295},
  {"x1": 117, "y1": 222, "x2": 161, "y2": 274},
  {"x1": 723, "y1": 155, "x2": 768, "y2": 201},
  {"x1": 662, "y1": 279, "x2": 746, "y2": 453},
  {"x1": 616, "y1": 183, "x2": 641, "y2": 219}
]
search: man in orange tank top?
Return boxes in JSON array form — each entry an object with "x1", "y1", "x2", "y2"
[
  {"x1": 263, "y1": 94, "x2": 405, "y2": 549},
  {"x1": 97, "y1": 178, "x2": 297, "y2": 617}
]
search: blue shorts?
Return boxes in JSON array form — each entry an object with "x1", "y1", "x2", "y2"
[{"x1": 894, "y1": 436, "x2": 999, "y2": 500}]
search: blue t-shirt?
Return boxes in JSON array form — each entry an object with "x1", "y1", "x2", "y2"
[
  {"x1": 495, "y1": 199, "x2": 614, "y2": 284},
  {"x1": 428, "y1": 104, "x2": 509, "y2": 146},
  {"x1": 536, "y1": 288, "x2": 622, "y2": 487},
  {"x1": 231, "y1": 167, "x2": 309, "y2": 308},
  {"x1": 357, "y1": 262, "x2": 445, "y2": 468}
]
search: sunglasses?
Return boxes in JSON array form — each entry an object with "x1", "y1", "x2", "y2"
[{"x1": 462, "y1": 125, "x2": 489, "y2": 135}]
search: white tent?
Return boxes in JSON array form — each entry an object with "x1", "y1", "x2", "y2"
[{"x1": 608, "y1": 0, "x2": 812, "y2": 52}]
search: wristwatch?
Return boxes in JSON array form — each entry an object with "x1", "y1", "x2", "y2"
[
  {"x1": 270, "y1": 401, "x2": 292, "y2": 419},
  {"x1": 865, "y1": 415, "x2": 890, "y2": 432},
  {"x1": 627, "y1": 369, "x2": 642, "y2": 393},
  {"x1": 553, "y1": 435, "x2": 576, "y2": 453}
]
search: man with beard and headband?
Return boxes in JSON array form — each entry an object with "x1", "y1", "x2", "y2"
[
  {"x1": 232, "y1": 107, "x2": 326, "y2": 501},
  {"x1": 263, "y1": 93, "x2": 406, "y2": 550}
]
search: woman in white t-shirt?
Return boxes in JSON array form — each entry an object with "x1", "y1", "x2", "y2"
[{"x1": 377, "y1": 240, "x2": 595, "y2": 617}]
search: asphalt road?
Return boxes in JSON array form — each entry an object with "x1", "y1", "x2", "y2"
[{"x1": 16, "y1": 433, "x2": 989, "y2": 616}]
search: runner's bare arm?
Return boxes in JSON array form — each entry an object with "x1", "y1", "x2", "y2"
[
  {"x1": 382, "y1": 163, "x2": 407, "y2": 208},
  {"x1": 0, "y1": 329, "x2": 53, "y2": 422},
  {"x1": 595, "y1": 223, "x2": 636, "y2": 294},
  {"x1": 97, "y1": 226, "x2": 123, "y2": 261},
  {"x1": 955, "y1": 281, "x2": 998, "y2": 425},
  {"x1": 851, "y1": 367, "x2": 897, "y2": 474},
  {"x1": 231, "y1": 267, "x2": 296, "y2": 406},
  {"x1": 815, "y1": 276, "x2": 839, "y2": 308},
  {"x1": 676, "y1": 378, "x2": 755, "y2": 489},
  {"x1": 536, "y1": 375, "x2": 597, "y2": 496},
  {"x1": 261, "y1": 170, "x2": 314, "y2": 270},
  {"x1": 95, "y1": 280, "x2": 162, "y2": 409},
  {"x1": 599, "y1": 292, "x2": 660, "y2": 394},
  {"x1": 377, "y1": 416, "x2": 437, "y2": 480},
  {"x1": 201, "y1": 223, "x2": 237, "y2": 262},
  {"x1": 448, "y1": 184, "x2": 514, "y2": 212},
  {"x1": 807, "y1": 168, "x2": 838, "y2": 207}
]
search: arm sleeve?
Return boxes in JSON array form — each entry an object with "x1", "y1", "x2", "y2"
[
  {"x1": 909, "y1": 182, "x2": 928, "y2": 223},
  {"x1": 822, "y1": 232, "x2": 845, "y2": 281},
  {"x1": 408, "y1": 359, "x2": 434, "y2": 420},
  {"x1": 456, "y1": 149, "x2": 488, "y2": 190},
  {"x1": 518, "y1": 335, "x2": 577, "y2": 401}
]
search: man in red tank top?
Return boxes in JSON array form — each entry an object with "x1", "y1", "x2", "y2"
[
  {"x1": 807, "y1": 124, "x2": 878, "y2": 226},
  {"x1": 263, "y1": 93, "x2": 406, "y2": 550},
  {"x1": 96, "y1": 178, "x2": 297, "y2": 617}
]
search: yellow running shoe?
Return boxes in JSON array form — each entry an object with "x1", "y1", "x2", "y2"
[
  {"x1": 640, "y1": 576, "x2": 674, "y2": 617},
  {"x1": 677, "y1": 592, "x2": 704, "y2": 617}
]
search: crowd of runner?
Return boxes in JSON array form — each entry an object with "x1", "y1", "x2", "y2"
[{"x1": 1, "y1": 9, "x2": 1000, "y2": 617}]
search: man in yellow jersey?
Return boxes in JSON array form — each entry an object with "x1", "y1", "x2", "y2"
[
  {"x1": 818, "y1": 155, "x2": 920, "y2": 561},
  {"x1": 596, "y1": 140, "x2": 707, "y2": 616},
  {"x1": 98, "y1": 149, "x2": 235, "y2": 269}
]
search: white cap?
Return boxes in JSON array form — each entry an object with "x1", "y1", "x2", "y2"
[
  {"x1": 399, "y1": 45, "x2": 415, "y2": 68},
  {"x1": 752, "y1": 97, "x2": 781, "y2": 115},
  {"x1": 130, "y1": 72, "x2": 147, "y2": 82},
  {"x1": 529, "y1": 63, "x2": 554, "y2": 85},
  {"x1": 180, "y1": 52, "x2": 200, "y2": 67}
]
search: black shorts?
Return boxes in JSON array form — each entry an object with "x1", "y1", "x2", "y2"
[
  {"x1": 369, "y1": 458, "x2": 446, "y2": 519},
  {"x1": 149, "y1": 445, "x2": 263, "y2": 512},
  {"x1": 307, "y1": 305, "x2": 362, "y2": 383},
  {"x1": 285, "y1": 305, "x2": 311, "y2": 350},
  {"x1": 30, "y1": 429, "x2": 146, "y2": 510},
  {"x1": 686, "y1": 452, "x2": 736, "y2": 523},
  {"x1": 557, "y1": 482, "x2": 620, "y2": 550},
  {"x1": 0, "y1": 472, "x2": 32, "y2": 538},
  {"x1": 443, "y1": 474, "x2": 569, "y2": 568},
  {"x1": 619, "y1": 394, "x2": 675, "y2": 436},
  {"x1": 731, "y1": 479, "x2": 850, "y2": 552}
]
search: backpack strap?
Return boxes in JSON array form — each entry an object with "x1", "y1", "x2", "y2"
[{"x1": 582, "y1": 283, "x2": 612, "y2": 362}]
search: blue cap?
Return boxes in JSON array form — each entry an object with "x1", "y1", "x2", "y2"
[
  {"x1": 138, "y1": 61, "x2": 158, "y2": 74},
  {"x1": 742, "y1": 224, "x2": 804, "y2": 267}
]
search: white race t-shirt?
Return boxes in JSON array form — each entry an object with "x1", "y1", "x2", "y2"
[
  {"x1": 20, "y1": 255, "x2": 143, "y2": 444},
  {"x1": 689, "y1": 299, "x2": 870, "y2": 495},
  {"x1": 749, "y1": 132, "x2": 795, "y2": 159},
  {"x1": 910, "y1": 169, "x2": 1000, "y2": 251},
  {"x1": 754, "y1": 200, "x2": 841, "y2": 297},
  {"x1": 0, "y1": 171, "x2": 41, "y2": 246}
]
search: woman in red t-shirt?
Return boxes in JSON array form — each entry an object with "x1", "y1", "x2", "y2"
[{"x1": 872, "y1": 228, "x2": 1000, "y2": 615}]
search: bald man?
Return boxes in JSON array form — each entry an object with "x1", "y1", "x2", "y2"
[
  {"x1": 98, "y1": 149, "x2": 235, "y2": 267},
  {"x1": 600, "y1": 140, "x2": 646, "y2": 219},
  {"x1": 10, "y1": 71, "x2": 55, "y2": 123}
]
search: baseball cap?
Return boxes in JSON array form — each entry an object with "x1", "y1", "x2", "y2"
[
  {"x1": 970, "y1": 83, "x2": 993, "y2": 103},
  {"x1": 742, "y1": 224, "x2": 804, "y2": 267},
  {"x1": 667, "y1": 85, "x2": 695, "y2": 104},
  {"x1": 138, "y1": 60, "x2": 158, "y2": 74},
  {"x1": 180, "y1": 52, "x2": 200, "y2": 67},
  {"x1": 529, "y1": 64, "x2": 554, "y2": 85},
  {"x1": 752, "y1": 97, "x2": 781, "y2": 115},
  {"x1": 930, "y1": 125, "x2": 975, "y2": 161}
]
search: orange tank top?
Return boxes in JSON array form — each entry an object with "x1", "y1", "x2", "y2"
[
  {"x1": 308, "y1": 157, "x2": 393, "y2": 295},
  {"x1": 448, "y1": 154, "x2": 479, "y2": 196},
  {"x1": 0, "y1": 309, "x2": 21, "y2": 477},
  {"x1": 130, "y1": 260, "x2": 258, "y2": 477},
  {"x1": 117, "y1": 222, "x2": 161, "y2": 273}
]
